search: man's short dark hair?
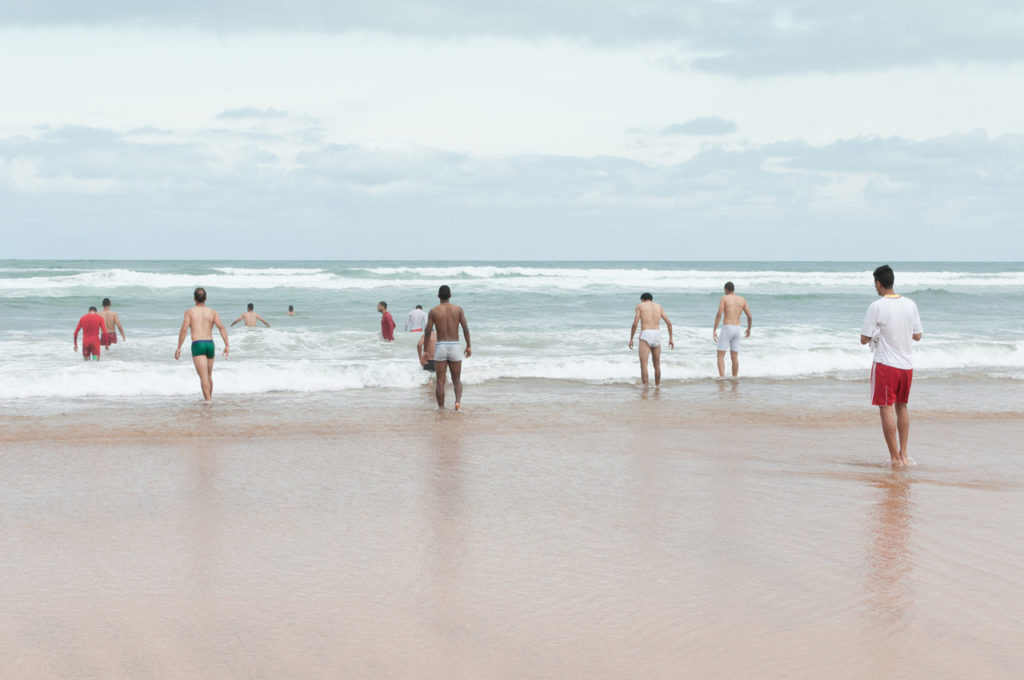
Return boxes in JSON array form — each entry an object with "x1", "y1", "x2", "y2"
[
  {"x1": 194, "y1": 287, "x2": 207, "y2": 303},
  {"x1": 247, "y1": 303, "x2": 254, "y2": 311},
  {"x1": 724, "y1": 281, "x2": 735, "y2": 292},
  {"x1": 288, "y1": 305, "x2": 294, "y2": 311},
  {"x1": 102, "y1": 298, "x2": 111, "y2": 307},
  {"x1": 438, "y1": 285, "x2": 451, "y2": 301},
  {"x1": 873, "y1": 265, "x2": 895, "y2": 289},
  {"x1": 415, "y1": 305, "x2": 422, "y2": 310},
  {"x1": 640, "y1": 292, "x2": 653, "y2": 301},
  {"x1": 378, "y1": 301, "x2": 387, "y2": 309},
  {"x1": 88, "y1": 306, "x2": 97, "y2": 313}
]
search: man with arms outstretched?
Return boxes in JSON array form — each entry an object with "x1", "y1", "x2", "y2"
[
  {"x1": 175, "y1": 287, "x2": 230, "y2": 401},
  {"x1": 629, "y1": 292, "x2": 674, "y2": 387},
  {"x1": 860, "y1": 265, "x2": 922, "y2": 467},
  {"x1": 231, "y1": 303, "x2": 270, "y2": 328},
  {"x1": 423, "y1": 285, "x2": 471, "y2": 410},
  {"x1": 713, "y1": 281, "x2": 752, "y2": 377}
]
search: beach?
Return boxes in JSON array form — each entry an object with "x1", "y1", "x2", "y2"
[{"x1": 3, "y1": 382, "x2": 1023, "y2": 679}]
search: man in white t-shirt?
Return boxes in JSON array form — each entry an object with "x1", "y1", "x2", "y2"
[
  {"x1": 405, "y1": 305, "x2": 428, "y2": 332},
  {"x1": 860, "y1": 264, "x2": 923, "y2": 467}
]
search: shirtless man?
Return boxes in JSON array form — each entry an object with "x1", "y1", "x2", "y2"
[
  {"x1": 99, "y1": 298, "x2": 125, "y2": 348},
  {"x1": 713, "y1": 281, "x2": 752, "y2": 377},
  {"x1": 73, "y1": 306, "x2": 107, "y2": 361},
  {"x1": 628, "y1": 292, "x2": 674, "y2": 387},
  {"x1": 231, "y1": 303, "x2": 270, "y2": 328},
  {"x1": 422, "y1": 285, "x2": 471, "y2": 410},
  {"x1": 175, "y1": 287, "x2": 230, "y2": 401}
]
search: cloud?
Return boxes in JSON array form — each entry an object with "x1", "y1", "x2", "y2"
[
  {"x1": 1, "y1": 124, "x2": 1021, "y2": 259},
  {"x1": 217, "y1": 107, "x2": 290, "y2": 120},
  {"x1": 4, "y1": 2, "x2": 1024, "y2": 75},
  {"x1": 661, "y1": 117, "x2": 737, "y2": 136}
]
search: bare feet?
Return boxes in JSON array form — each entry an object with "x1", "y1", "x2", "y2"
[{"x1": 454, "y1": 402, "x2": 461, "y2": 412}]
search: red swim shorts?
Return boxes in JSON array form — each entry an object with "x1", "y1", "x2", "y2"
[
  {"x1": 82, "y1": 340, "x2": 101, "y2": 359},
  {"x1": 103, "y1": 332, "x2": 117, "y2": 348},
  {"x1": 871, "y1": 362, "x2": 912, "y2": 406}
]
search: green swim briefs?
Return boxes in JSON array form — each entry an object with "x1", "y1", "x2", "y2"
[{"x1": 191, "y1": 340, "x2": 216, "y2": 358}]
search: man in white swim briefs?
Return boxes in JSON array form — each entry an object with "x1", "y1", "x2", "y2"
[
  {"x1": 629, "y1": 292, "x2": 674, "y2": 387},
  {"x1": 713, "y1": 281, "x2": 752, "y2": 377},
  {"x1": 423, "y1": 285, "x2": 472, "y2": 410}
]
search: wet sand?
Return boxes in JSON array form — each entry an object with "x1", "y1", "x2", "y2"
[{"x1": 2, "y1": 384, "x2": 1023, "y2": 679}]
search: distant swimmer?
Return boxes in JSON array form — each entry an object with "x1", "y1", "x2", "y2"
[
  {"x1": 423, "y1": 285, "x2": 471, "y2": 410},
  {"x1": 629, "y1": 292, "x2": 674, "y2": 387},
  {"x1": 231, "y1": 303, "x2": 270, "y2": 328},
  {"x1": 713, "y1": 281, "x2": 752, "y2": 377},
  {"x1": 99, "y1": 297, "x2": 125, "y2": 348},
  {"x1": 418, "y1": 329, "x2": 438, "y2": 373},
  {"x1": 175, "y1": 287, "x2": 230, "y2": 402},
  {"x1": 860, "y1": 265, "x2": 922, "y2": 467},
  {"x1": 378, "y1": 301, "x2": 396, "y2": 342},
  {"x1": 288, "y1": 305, "x2": 296, "y2": 316},
  {"x1": 405, "y1": 304, "x2": 428, "y2": 332},
  {"x1": 73, "y1": 306, "x2": 107, "y2": 361}
]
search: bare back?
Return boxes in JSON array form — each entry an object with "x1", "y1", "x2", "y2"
[
  {"x1": 100, "y1": 309, "x2": 119, "y2": 332},
  {"x1": 719, "y1": 294, "x2": 750, "y2": 326},
  {"x1": 637, "y1": 300, "x2": 665, "y2": 330},
  {"x1": 427, "y1": 302, "x2": 467, "y2": 342},
  {"x1": 186, "y1": 305, "x2": 220, "y2": 340}
]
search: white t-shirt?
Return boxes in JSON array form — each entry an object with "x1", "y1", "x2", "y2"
[
  {"x1": 861, "y1": 295, "x2": 923, "y2": 370},
  {"x1": 405, "y1": 308, "x2": 428, "y2": 332}
]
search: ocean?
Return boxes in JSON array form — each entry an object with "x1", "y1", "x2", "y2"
[{"x1": 2, "y1": 260, "x2": 1023, "y2": 414}]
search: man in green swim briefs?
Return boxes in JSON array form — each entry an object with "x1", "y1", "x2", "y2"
[{"x1": 174, "y1": 287, "x2": 230, "y2": 401}]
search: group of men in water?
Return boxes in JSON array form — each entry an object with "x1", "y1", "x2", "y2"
[{"x1": 73, "y1": 265, "x2": 921, "y2": 465}]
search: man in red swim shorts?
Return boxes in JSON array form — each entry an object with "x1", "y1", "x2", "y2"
[
  {"x1": 100, "y1": 297, "x2": 126, "y2": 348},
  {"x1": 73, "y1": 306, "x2": 107, "y2": 361},
  {"x1": 860, "y1": 265, "x2": 923, "y2": 467}
]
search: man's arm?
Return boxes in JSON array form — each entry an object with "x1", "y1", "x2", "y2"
[
  {"x1": 713, "y1": 298, "x2": 724, "y2": 340},
  {"x1": 174, "y1": 312, "x2": 189, "y2": 359},
  {"x1": 214, "y1": 312, "x2": 230, "y2": 356},
  {"x1": 99, "y1": 318, "x2": 107, "y2": 336},
  {"x1": 661, "y1": 310, "x2": 674, "y2": 349},
  {"x1": 913, "y1": 333, "x2": 922, "y2": 342},
  {"x1": 460, "y1": 309, "x2": 472, "y2": 358},
  {"x1": 258, "y1": 315, "x2": 270, "y2": 328},
  {"x1": 230, "y1": 315, "x2": 244, "y2": 327},
  {"x1": 860, "y1": 335, "x2": 873, "y2": 345},
  {"x1": 423, "y1": 311, "x2": 434, "y2": 341},
  {"x1": 629, "y1": 306, "x2": 641, "y2": 349},
  {"x1": 743, "y1": 301, "x2": 752, "y2": 337},
  {"x1": 73, "y1": 319, "x2": 83, "y2": 348},
  {"x1": 115, "y1": 314, "x2": 126, "y2": 340}
]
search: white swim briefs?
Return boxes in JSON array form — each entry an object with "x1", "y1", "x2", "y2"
[
  {"x1": 716, "y1": 325, "x2": 743, "y2": 352},
  {"x1": 433, "y1": 341, "x2": 463, "y2": 362},
  {"x1": 639, "y1": 329, "x2": 661, "y2": 348}
]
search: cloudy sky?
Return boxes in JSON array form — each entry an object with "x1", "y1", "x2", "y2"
[{"x1": 2, "y1": 1, "x2": 1023, "y2": 260}]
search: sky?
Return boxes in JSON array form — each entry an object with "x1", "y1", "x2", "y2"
[{"x1": 1, "y1": 1, "x2": 1023, "y2": 260}]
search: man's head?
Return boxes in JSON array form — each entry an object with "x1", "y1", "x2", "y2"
[
  {"x1": 247, "y1": 303, "x2": 254, "y2": 311},
  {"x1": 288, "y1": 305, "x2": 294, "y2": 312},
  {"x1": 88, "y1": 306, "x2": 97, "y2": 313},
  {"x1": 438, "y1": 285, "x2": 451, "y2": 301},
  {"x1": 640, "y1": 292, "x2": 653, "y2": 301},
  {"x1": 194, "y1": 287, "x2": 207, "y2": 303},
  {"x1": 415, "y1": 304, "x2": 423, "y2": 310},
  {"x1": 102, "y1": 298, "x2": 111, "y2": 308},
  {"x1": 378, "y1": 301, "x2": 388, "y2": 312},
  {"x1": 873, "y1": 265, "x2": 895, "y2": 291},
  {"x1": 724, "y1": 282, "x2": 735, "y2": 293}
]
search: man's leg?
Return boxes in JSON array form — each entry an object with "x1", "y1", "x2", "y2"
[
  {"x1": 716, "y1": 350, "x2": 726, "y2": 377},
  {"x1": 730, "y1": 350, "x2": 739, "y2": 377},
  {"x1": 449, "y1": 360, "x2": 464, "y2": 410},
  {"x1": 434, "y1": 360, "x2": 448, "y2": 408},
  {"x1": 651, "y1": 345, "x2": 662, "y2": 386},
  {"x1": 207, "y1": 357, "x2": 215, "y2": 399},
  {"x1": 878, "y1": 405, "x2": 901, "y2": 465},
  {"x1": 638, "y1": 341, "x2": 651, "y2": 385},
  {"x1": 895, "y1": 402, "x2": 910, "y2": 463},
  {"x1": 192, "y1": 355, "x2": 212, "y2": 401}
]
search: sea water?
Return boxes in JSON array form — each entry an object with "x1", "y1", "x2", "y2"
[{"x1": 1, "y1": 260, "x2": 1022, "y2": 414}]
